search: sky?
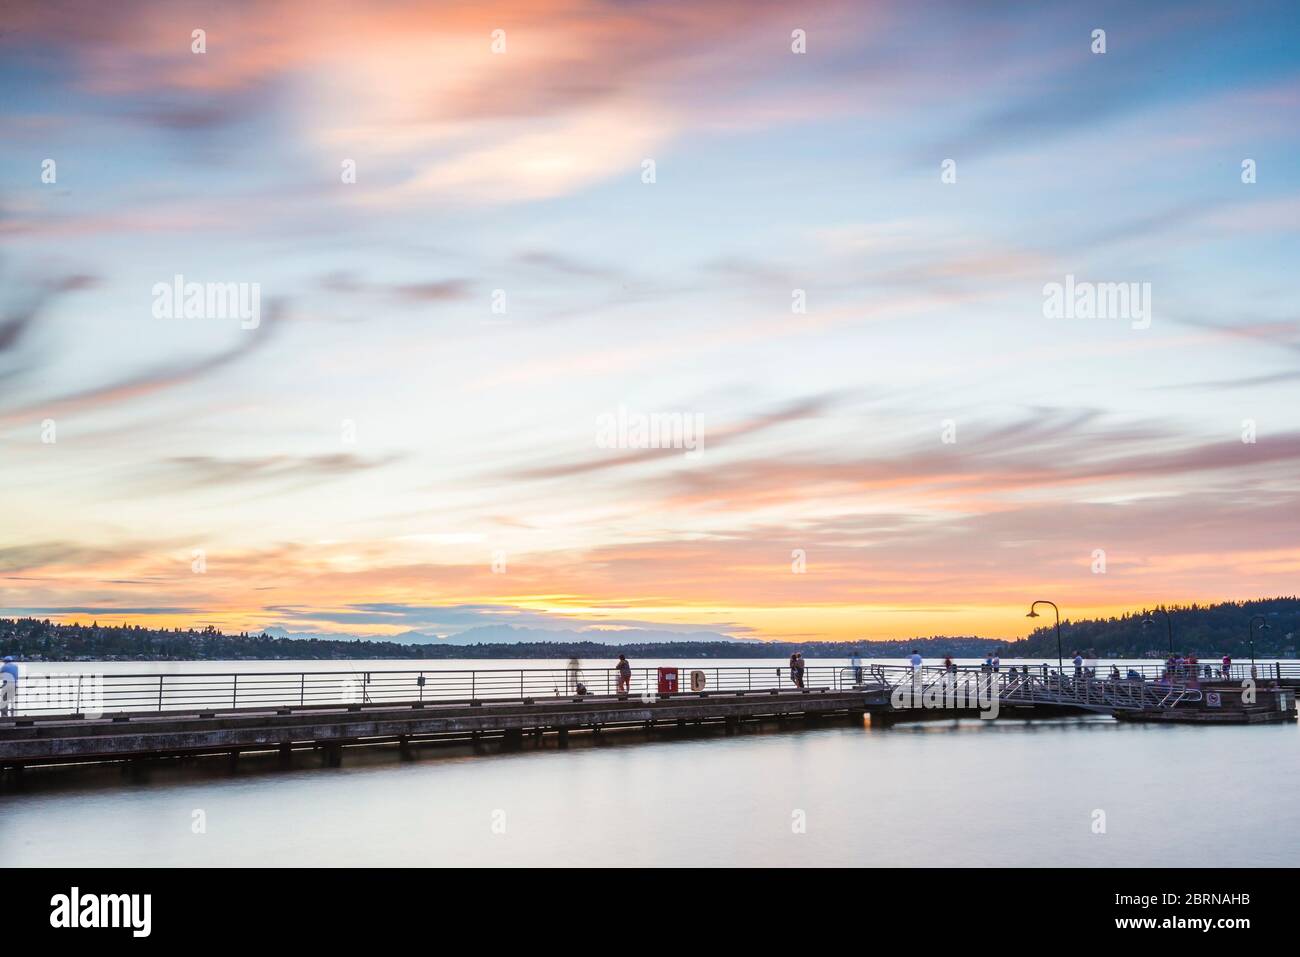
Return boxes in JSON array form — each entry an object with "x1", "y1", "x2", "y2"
[{"x1": 1, "y1": 0, "x2": 1298, "y2": 643}]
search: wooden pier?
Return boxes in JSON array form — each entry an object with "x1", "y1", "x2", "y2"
[
  {"x1": 1, "y1": 661, "x2": 1292, "y2": 777},
  {"x1": 0, "y1": 686, "x2": 866, "y2": 771}
]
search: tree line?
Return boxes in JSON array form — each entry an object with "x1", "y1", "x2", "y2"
[{"x1": 1, "y1": 597, "x2": 1295, "y2": 661}]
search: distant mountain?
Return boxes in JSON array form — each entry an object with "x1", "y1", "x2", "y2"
[{"x1": 388, "y1": 625, "x2": 752, "y2": 645}]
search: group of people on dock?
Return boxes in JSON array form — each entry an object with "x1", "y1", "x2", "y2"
[{"x1": 572, "y1": 648, "x2": 1248, "y2": 701}]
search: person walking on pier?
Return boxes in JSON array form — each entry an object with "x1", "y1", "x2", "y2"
[
  {"x1": 790, "y1": 652, "x2": 805, "y2": 688},
  {"x1": 909, "y1": 649, "x2": 923, "y2": 671},
  {"x1": 615, "y1": 654, "x2": 632, "y2": 695},
  {"x1": 0, "y1": 656, "x2": 19, "y2": 717},
  {"x1": 1221, "y1": 654, "x2": 1232, "y2": 679},
  {"x1": 849, "y1": 649, "x2": 863, "y2": 685}
]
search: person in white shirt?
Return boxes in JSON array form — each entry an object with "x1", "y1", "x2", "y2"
[
  {"x1": 909, "y1": 650, "x2": 923, "y2": 671},
  {"x1": 0, "y1": 656, "x2": 19, "y2": 716},
  {"x1": 992, "y1": 653, "x2": 1000, "y2": 673},
  {"x1": 849, "y1": 650, "x2": 863, "y2": 685}
]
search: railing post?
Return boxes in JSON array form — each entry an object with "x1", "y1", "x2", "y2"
[
  {"x1": 232, "y1": 674, "x2": 238, "y2": 710},
  {"x1": 158, "y1": 674, "x2": 164, "y2": 712},
  {"x1": 472, "y1": 671, "x2": 476, "y2": 700},
  {"x1": 520, "y1": 670, "x2": 524, "y2": 699},
  {"x1": 76, "y1": 674, "x2": 83, "y2": 715},
  {"x1": 300, "y1": 672, "x2": 305, "y2": 707}
]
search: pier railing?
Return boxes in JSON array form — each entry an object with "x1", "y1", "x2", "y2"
[
  {"x1": 860, "y1": 664, "x2": 1204, "y2": 712},
  {"x1": 867, "y1": 661, "x2": 1295, "y2": 684},
  {"x1": 2, "y1": 664, "x2": 853, "y2": 719},
  {"x1": 3, "y1": 659, "x2": 1289, "y2": 719}
]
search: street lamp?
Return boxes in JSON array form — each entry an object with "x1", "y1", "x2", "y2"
[
  {"x1": 1027, "y1": 600, "x2": 1063, "y2": 677},
  {"x1": 1143, "y1": 607, "x2": 1174, "y2": 656},
  {"x1": 1249, "y1": 614, "x2": 1270, "y2": 675}
]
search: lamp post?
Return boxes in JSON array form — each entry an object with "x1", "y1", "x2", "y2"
[
  {"x1": 1248, "y1": 614, "x2": 1270, "y2": 675},
  {"x1": 1143, "y1": 607, "x2": 1174, "y2": 656},
  {"x1": 1027, "y1": 600, "x2": 1063, "y2": 677}
]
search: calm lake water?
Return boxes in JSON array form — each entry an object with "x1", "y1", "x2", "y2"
[{"x1": 3, "y1": 657, "x2": 1296, "y2": 867}]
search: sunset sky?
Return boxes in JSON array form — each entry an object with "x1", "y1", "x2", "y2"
[{"x1": 2, "y1": 0, "x2": 1298, "y2": 643}]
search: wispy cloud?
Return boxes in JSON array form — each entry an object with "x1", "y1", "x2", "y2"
[{"x1": 3, "y1": 0, "x2": 1299, "y2": 641}]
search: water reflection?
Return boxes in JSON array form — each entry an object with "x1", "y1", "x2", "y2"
[{"x1": 2, "y1": 711, "x2": 1296, "y2": 867}]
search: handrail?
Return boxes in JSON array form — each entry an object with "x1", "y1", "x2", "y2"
[
  {"x1": 881, "y1": 664, "x2": 1206, "y2": 711},
  {"x1": 2, "y1": 658, "x2": 1284, "y2": 719},
  {"x1": 0, "y1": 664, "x2": 850, "y2": 718}
]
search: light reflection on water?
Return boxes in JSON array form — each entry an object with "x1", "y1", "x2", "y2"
[{"x1": 2, "y1": 712, "x2": 1296, "y2": 867}]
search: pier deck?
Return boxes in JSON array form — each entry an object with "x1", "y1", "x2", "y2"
[
  {"x1": 1, "y1": 661, "x2": 1292, "y2": 774},
  {"x1": 0, "y1": 687, "x2": 867, "y2": 769}
]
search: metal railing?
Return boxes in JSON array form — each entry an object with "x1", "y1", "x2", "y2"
[
  {"x1": 869, "y1": 660, "x2": 1295, "y2": 685},
  {"x1": 1, "y1": 658, "x2": 1288, "y2": 720},
  {"x1": 867, "y1": 664, "x2": 1203, "y2": 712},
  {"x1": 0, "y1": 664, "x2": 851, "y2": 719}
]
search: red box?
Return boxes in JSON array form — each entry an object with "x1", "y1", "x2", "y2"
[{"x1": 657, "y1": 667, "x2": 679, "y2": 694}]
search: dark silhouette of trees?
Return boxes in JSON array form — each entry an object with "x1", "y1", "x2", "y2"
[{"x1": 2, "y1": 597, "x2": 1295, "y2": 661}]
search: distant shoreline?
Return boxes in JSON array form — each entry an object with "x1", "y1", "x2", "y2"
[{"x1": 5, "y1": 597, "x2": 1297, "y2": 661}]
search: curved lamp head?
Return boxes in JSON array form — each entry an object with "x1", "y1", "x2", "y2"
[
  {"x1": 1026, "y1": 609, "x2": 1039, "y2": 619},
  {"x1": 1142, "y1": 618, "x2": 1155, "y2": 626}
]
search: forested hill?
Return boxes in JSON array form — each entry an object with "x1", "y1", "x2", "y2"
[
  {"x1": 1012, "y1": 597, "x2": 1298, "y2": 658},
  {"x1": 0, "y1": 619, "x2": 999, "y2": 661}
]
